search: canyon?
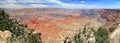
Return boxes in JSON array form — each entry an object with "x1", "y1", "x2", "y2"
[{"x1": 6, "y1": 8, "x2": 120, "y2": 42}]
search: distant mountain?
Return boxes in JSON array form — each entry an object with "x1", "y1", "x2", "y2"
[
  {"x1": 7, "y1": 8, "x2": 101, "y2": 20},
  {"x1": 7, "y1": 8, "x2": 81, "y2": 19}
]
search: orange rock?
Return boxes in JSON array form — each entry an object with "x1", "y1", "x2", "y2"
[{"x1": 23, "y1": 18, "x2": 70, "y2": 41}]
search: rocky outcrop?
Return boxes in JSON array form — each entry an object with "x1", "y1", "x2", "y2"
[
  {"x1": 110, "y1": 25, "x2": 120, "y2": 43},
  {"x1": 0, "y1": 30, "x2": 12, "y2": 43}
]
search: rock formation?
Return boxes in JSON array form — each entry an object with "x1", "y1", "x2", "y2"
[{"x1": 110, "y1": 25, "x2": 120, "y2": 43}]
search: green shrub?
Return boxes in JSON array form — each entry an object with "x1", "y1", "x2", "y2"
[
  {"x1": 73, "y1": 27, "x2": 109, "y2": 43},
  {"x1": 27, "y1": 33, "x2": 42, "y2": 43},
  {"x1": 94, "y1": 27, "x2": 109, "y2": 43},
  {"x1": 82, "y1": 27, "x2": 86, "y2": 34},
  {"x1": 74, "y1": 33, "x2": 83, "y2": 43}
]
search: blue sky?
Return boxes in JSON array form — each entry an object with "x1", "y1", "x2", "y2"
[{"x1": 0, "y1": 0, "x2": 120, "y2": 9}]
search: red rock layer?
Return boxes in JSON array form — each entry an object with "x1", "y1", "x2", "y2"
[{"x1": 23, "y1": 18, "x2": 70, "y2": 41}]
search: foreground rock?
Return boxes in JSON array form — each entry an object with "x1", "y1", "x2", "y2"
[
  {"x1": 0, "y1": 30, "x2": 12, "y2": 43},
  {"x1": 110, "y1": 25, "x2": 120, "y2": 43}
]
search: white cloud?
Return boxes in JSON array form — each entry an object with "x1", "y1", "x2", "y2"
[
  {"x1": 48, "y1": 0, "x2": 96, "y2": 9},
  {"x1": 0, "y1": 3, "x2": 27, "y2": 8},
  {"x1": 60, "y1": 4, "x2": 96, "y2": 9},
  {"x1": 0, "y1": 0, "x2": 100, "y2": 9},
  {"x1": 81, "y1": 1, "x2": 85, "y2": 3},
  {"x1": 0, "y1": 3, "x2": 49, "y2": 9},
  {"x1": 0, "y1": 0, "x2": 52, "y2": 8},
  {"x1": 30, "y1": 4, "x2": 49, "y2": 8}
]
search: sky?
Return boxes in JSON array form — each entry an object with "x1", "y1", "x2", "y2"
[{"x1": 0, "y1": 0, "x2": 120, "y2": 9}]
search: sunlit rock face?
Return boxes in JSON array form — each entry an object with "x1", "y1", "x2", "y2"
[
  {"x1": 0, "y1": 30, "x2": 12, "y2": 43},
  {"x1": 119, "y1": 24, "x2": 120, "y2": 26},
  {"x1": 110, "y1": 25, "x2": 120, "y2": 43}
]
